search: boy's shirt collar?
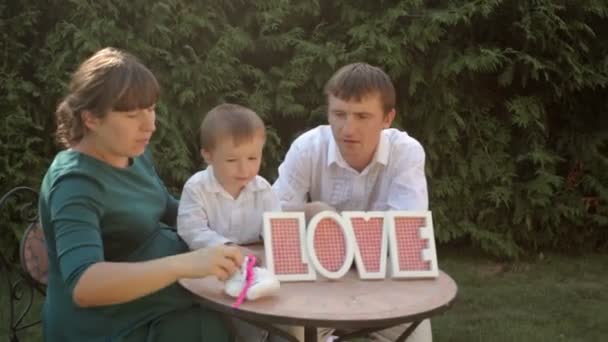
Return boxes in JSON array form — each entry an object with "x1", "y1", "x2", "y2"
[{"x1": 202, "y1": 166, "x2": 266, "y2": 194}]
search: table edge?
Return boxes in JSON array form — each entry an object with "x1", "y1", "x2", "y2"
[{"x1": 182, "y1": 273, "x2": 459, "y2": 329}]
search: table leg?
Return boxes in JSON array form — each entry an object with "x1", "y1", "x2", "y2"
[
  {"x1": 395, "y1": 320, "x2": 421, "y2": 342},
  {"x1": 335, "y1": 320, "x2": 424, "y2": 342},
  {"x1": 232, "y1": 317, "x2": 301, "y2": 342},
  {"x1": 304, "y1": 326, "x2": 318, "y2": 342}
]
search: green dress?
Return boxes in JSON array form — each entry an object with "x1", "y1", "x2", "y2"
[{"x1": 39, "y1": 150, "x2": 231, "y2": 342}]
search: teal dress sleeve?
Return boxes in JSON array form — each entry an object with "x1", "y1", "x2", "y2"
[
  {"x1": 48, "y1": 174, "x2": 105, "y2": 294},
  {"x1": 162, "y1": 193, "x2": 179, "y2": 227}
]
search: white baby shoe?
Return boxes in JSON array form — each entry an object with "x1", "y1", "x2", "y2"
[{"x1": 225, "y1": 256, "x2": 280, "y2": 301}]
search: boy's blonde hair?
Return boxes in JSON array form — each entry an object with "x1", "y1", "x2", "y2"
[{"x1": 199, "y1": 103, "x2": 265, "y2": 150}]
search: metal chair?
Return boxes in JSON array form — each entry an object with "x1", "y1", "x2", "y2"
[{"x1": 0, "y1": 186, "x2": 47, "y2": 342}]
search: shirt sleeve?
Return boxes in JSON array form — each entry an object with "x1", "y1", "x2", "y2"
[
  {"x1": 385, "y1": 141, "x2": 429, "y2": 211},
  {"x1": 262, "y1": 187, "x2": 283, "y2": 213},
  {"x1": 48, "y1": 175, "x2": 105, "y2": 294},
  {"x1": 258, "y1": 187, "x2": 282, "y2": 240},
  {"x1": 177, "y1": 181, "x2": 230, "y2": 248},
  {"x1": 272, "y1": 139, "x2": 311, "y2": 210},
  {"x1": 161, "y1": 192, "x2": 179, "y2": 228}
]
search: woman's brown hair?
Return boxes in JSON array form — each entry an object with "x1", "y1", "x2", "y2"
[{"x1": 55, "y1": 47, "x2": 159, "y2": 147}]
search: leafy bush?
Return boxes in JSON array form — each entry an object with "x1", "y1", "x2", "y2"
[{"x1": 1, "y1": 0, "x2": 606, "y2": 259}]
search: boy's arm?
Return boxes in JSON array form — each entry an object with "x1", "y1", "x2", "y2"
[{"x1": 177, "y1": 183, "x2": 231, "y2": 248}]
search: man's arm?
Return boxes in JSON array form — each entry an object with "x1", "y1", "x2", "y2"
[
  {"x1": 272, "y1": 140, "x2": 312, "y2": 211},
  {"x1": 385, "y1": 141, "x2": 429, "y2": 211},
  {"x1": 301, "y1": 201, "x2": 337, "y2": 221}
]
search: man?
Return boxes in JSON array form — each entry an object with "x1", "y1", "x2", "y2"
[{"x1": 272, "y1": 63, "x2": 431, "y2": 341}]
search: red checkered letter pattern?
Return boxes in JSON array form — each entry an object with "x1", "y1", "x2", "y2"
[
  {"x1": 270, "y1": 218, "x2": 308, "y2": 275},
  {"x1": 350, "y1": 217, "x2": 384, "y2": 273},
  {"x1": 312, "y1": 217, "x2": 347, "y2": 272},
  {"x1": 394, "y1": 217, "x2": 430, "y2": 271}
]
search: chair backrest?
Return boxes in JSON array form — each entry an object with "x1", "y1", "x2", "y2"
[
  {"x1": 20, "y1": 221, "x2": 48, "y2": 288},
  {"x1": 0, "y1": 186, "x2": 46, "y2": 341}
]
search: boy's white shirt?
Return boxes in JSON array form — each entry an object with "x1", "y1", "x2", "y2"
[
  {"x1": 272, "y1": 125, "x2": 429, "y2": 211},
  {"x1": 177, "y1": 166, "x2": 281, "y2": 248}
]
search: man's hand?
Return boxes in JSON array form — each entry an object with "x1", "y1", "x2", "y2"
[{"x1": 304, "y1": 201, "x2": 337, "y2": 222}]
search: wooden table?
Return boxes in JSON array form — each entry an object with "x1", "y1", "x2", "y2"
[{"x1": 179, "y1": 246, "x2": 457, "y2": 342}]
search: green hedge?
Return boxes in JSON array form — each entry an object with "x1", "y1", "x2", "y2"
[{"x1": 1, "y1": 0, "x2": 607, "y2": 258}]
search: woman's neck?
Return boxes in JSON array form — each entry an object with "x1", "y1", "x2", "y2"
[{"x1": 73, "y1": 138, "x2": 129, "y2": 168}]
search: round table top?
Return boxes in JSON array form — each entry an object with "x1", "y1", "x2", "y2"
[{"x1": 179, "y1": 247, "x2": 458, "y2": 329}]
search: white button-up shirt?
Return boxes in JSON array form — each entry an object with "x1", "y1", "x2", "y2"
[
  {"x1": 272, "y1": 125, "x2": 428, "y2": 211},
  {"x1": 177, "y1": 166, "x2": 281, "y2": 248}
]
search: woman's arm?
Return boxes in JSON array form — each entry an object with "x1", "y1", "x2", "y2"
[
  {"x1": 73, "y1": 246, "x2": 242, "y2": 307},
  {"x1": 49, "y1": 175, "x2": 242, "y2": 308}
]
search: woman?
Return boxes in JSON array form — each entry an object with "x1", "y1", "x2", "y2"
[{"x1": 39, "y1": 47, "x2": 243, "y2": 341}]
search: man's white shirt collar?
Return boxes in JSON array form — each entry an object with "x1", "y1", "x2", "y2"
[{"x1": 327, "y1": 130, "x2": 390, "y2": 173}]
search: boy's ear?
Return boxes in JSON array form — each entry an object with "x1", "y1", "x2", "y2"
[{"x1": 200, "y1": 148, "x2": 212, "y2": 164}]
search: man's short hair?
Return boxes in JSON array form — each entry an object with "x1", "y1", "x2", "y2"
[
  {"x1": 199, "y1": 103, "x2": 265, "y2": 150},
  {"x1": 324, "y1": 63, "x2": 396, "y2": 113}
]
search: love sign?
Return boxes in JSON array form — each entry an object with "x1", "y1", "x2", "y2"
[{"x1": 263, "y1": 211, "x2": 438, "y2": 282}]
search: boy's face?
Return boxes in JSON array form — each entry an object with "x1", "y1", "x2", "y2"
[
  {"x1": 201, "y1": 131, "x2": 265, "y2": 198},
  {"x1": 327, "y1": 93, "x2": 395, "y2": 172}
]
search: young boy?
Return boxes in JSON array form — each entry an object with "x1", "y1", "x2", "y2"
[
  {"x1": 178, "y1": 103, "x2": 281, "y2": 248},
  {"x1": 177, "y1": 103, "x2": 280, "y2": 306}
]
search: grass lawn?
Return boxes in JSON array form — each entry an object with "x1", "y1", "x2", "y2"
[
  {"x1": 2, "y1": 247, "x2": 607, "y2": 341},
  {"x1": 0, "y1": 274, "x2": 43, "y2": 342},
  {"x1": 432, "y1": 247, "x2": 608, "y2": 342}
]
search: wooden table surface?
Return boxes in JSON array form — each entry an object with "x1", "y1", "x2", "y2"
[{"x1": 179, "y1": 245, "x2": 458, "y2": 330}]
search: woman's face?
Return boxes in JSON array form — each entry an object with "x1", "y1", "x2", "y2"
[{"x1": 84, "y1": 105, "x2": 156, "y2": 165}]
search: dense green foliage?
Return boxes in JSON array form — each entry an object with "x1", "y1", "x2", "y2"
[{"x1": 1, "y1": 0, "x2": 607, "y2": 258}]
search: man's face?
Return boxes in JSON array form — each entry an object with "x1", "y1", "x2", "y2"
[{"x1": 327, "y1": 93, "x2": 395, "y2": 172}]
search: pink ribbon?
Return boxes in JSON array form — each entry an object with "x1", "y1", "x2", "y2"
[{"x1": 232, "y1": 255, "x2": 257, "y2": 308}]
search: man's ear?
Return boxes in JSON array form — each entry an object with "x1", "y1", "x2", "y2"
[
  {"x1": 383, "y1": 108, "x2": 396, "y2": 128},
  {"x1": 81, "y1": 110, "x2": 100, "y2": 131},
  {"x1": 200, "y1": 148, "x2": 212, "y2": 164}
]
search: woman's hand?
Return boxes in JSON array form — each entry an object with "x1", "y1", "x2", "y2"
[
  {"x1": 177, "y1": 245, "x2": 244, "y2": 281},
  {"x1": 72, "y1": 246, "x2": 244, "y2": 307}
]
